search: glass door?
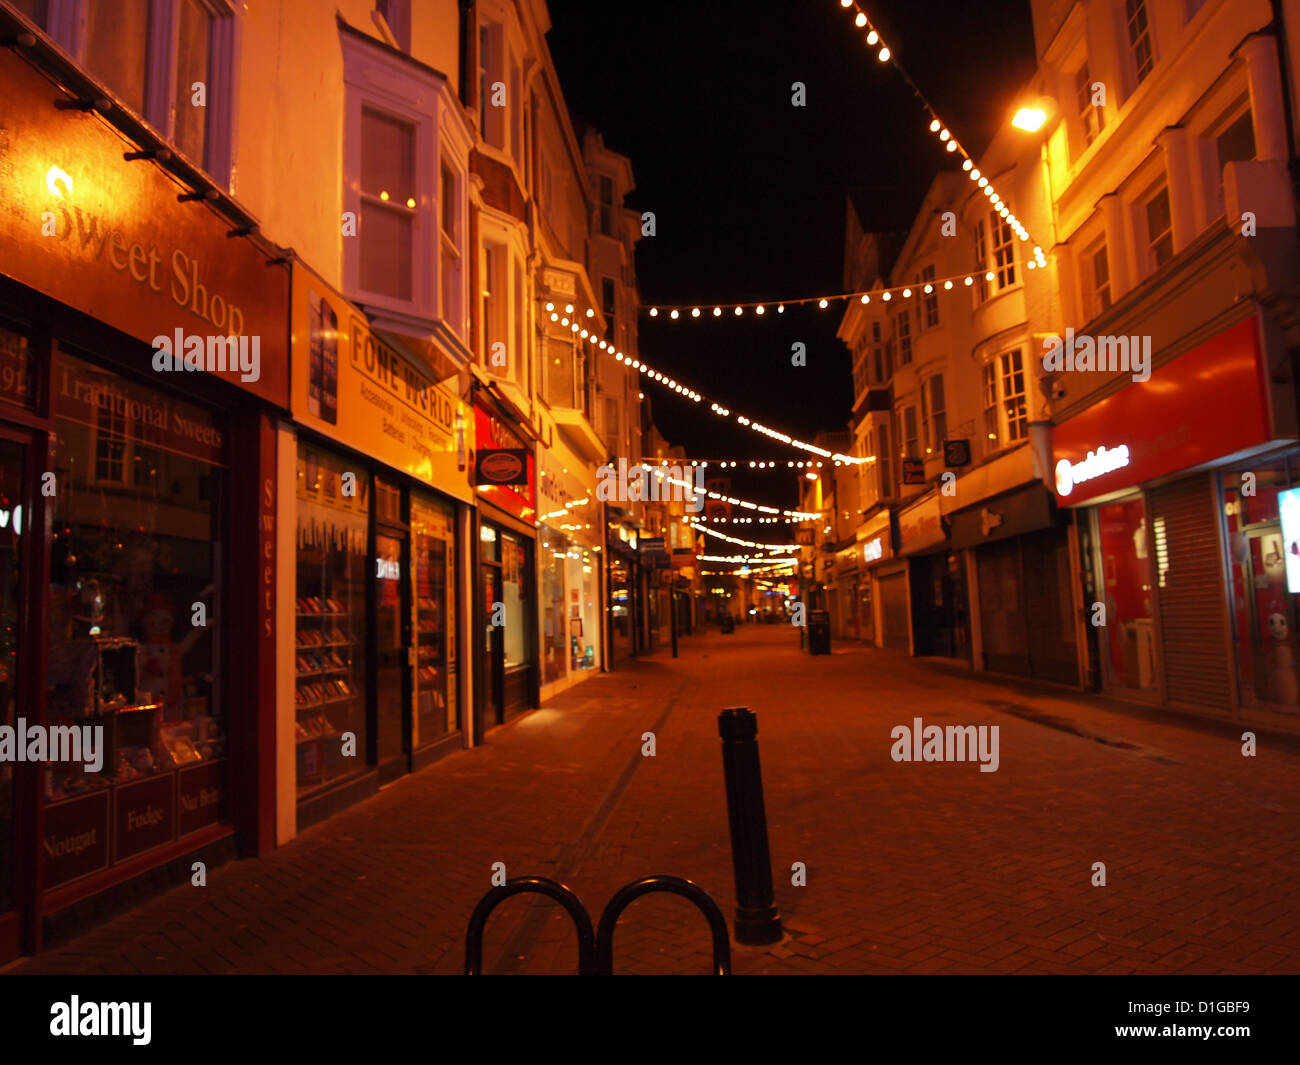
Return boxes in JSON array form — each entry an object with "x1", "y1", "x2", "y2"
[
  {"x1": 1093, "y1": 497, "x2": 1160, "y2": 695},
  {"x1": 482, "y1": 564, "x2": 503, "y2": 728},
  {"x1": 374, "y1": 529, "x2": 408, "y2": 777}
]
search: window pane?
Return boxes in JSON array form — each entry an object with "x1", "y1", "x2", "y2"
[
  {"x1": 360, "y1": 203, "x2": 412, "y2": 300},
  {"x1": 1146, "y1": 186, "x2": 1173, "y2": 266},
  {"x1": 361, "y1": 109, "x2": 415, "y2": 202},
  {"x1": 174, "y1": 0, "x2": 212, "y2": 166},
  {"x1": 84, "y1": 0, "x2": 151, "y2": 116},
  {"x1": 1217, "y1": 111, "x2": 1256, "y2": 171}
]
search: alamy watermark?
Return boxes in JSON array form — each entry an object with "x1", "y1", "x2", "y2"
[
  {"x1": 1042, "y1": 329, "x2": 1150, "y2": 383},
  {"x1": 596, "y1": 459, "x2": 705, "y2": 513},
  {"x1": 151, "y1": 329, "x2": 261, "y2": 383},
  {"x1": 890, "y1": 717, "x2": 1000, "y2": 773},
  {"x1": 0, "y1": 719, "x2": 104, "y2": 773}
]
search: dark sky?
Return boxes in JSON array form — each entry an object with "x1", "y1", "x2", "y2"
[{"x1": 547, "y1": 0, "x2": 1037, "y2": 513}]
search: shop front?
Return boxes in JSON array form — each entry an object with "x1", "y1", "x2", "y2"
[
  {"x1": 537, "y1": 441, "x2": 602, "y2": 698},
  {"x1": 856, "y1": 509, "x2": 894, "y2": 647},
  {"x1": 0, "y1": 40, "x2": 289, "y2": 960},
  {"x1": 606, "y1": 516, "x2": 641, "y2": 661},
  {"x1": 473, "y1": 397, "x2": 538, "y2": 729},
  {"x1": 288, "y1": 263, "x2": 471, "y2": 828},
  {"x1": 898, "y1": 492, "x2": 967, "y2": 659},
  {"x1": 950, "y1": 481, "x2": 1076, "y2": 684},
  {"x1": 1052, "y1": 314, "x2": 1297, "y2": 716}
]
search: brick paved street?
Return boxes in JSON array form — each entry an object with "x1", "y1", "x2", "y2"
[{"x1": 9, "y1": 625, "x2": 1300, "y2": 976}]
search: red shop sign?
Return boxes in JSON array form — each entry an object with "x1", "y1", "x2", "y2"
[
  {"x1": 473, "y1": 402, "x2": 535, "y2": 523},
  {"x1": 1051, "y1": 316, "x2": 1272, "y2": 506}
]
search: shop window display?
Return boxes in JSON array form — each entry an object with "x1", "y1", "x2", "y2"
[
  {"x1": 1094, "y1": 497, "x2": 1158, "y2": 691},
  {"x1": 296, "y1": 444, "x2": 368, "y2": 794},
  {"x1": 411, "y1": 494, "x2": 456, "y2": 744},
  {"x1": 565, "y1": 546, "x2": 598, "y2": 672},
  {"x1": 1224, "y1": 462, "x2": 1300, "y2": 709},
  {"x1": 541, "y1": 531, "x2": 567, "y2": 685},
  {"x1": 501, "y1": 531, "x2": 528, "y2": 670},
  {"x1": 45, "y1": 354, "x2": 224, "y2": 886}
]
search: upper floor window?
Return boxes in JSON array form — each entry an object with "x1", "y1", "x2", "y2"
[
  {"x1": 899, "y1": 405, "x2": 919, "y2": 461},
  {"x1": 926, "y1": 375, "x2": 946, "y2": 454},
  {"x1": 876, "y1": 421, "x2": 892, "y2": 497},
  {"x1": 1217, "y1": 110, "x2": 1257, "y2": 177},
  {"x1": 1145, "y1": 183, "x2": 1173, "y2": 268},
  {"x1": 360, "y1": 108, "x2": 417, "y2": 301},
  {"x1": 999, "y1": 350, "x2": 1028, "y2": 443},
  {"x1": 920, "y1": 265, "x2": 939, "y2": 328},
  {"x1": 25, "y1": 0, "x2": 234, "y2": 179},
  {"x1": 1075, "y1": 61, "x2": 1104, "y2": 148},
  {"x1": 991, "y1": 214, "x2": 1016, "y2": 289},
  {"x1": 599, "y1": 175, "x2": 616, "y2": 237},
  {"x1": 1126, "y1": 0, "x2": 1154, "y2": 85},
  {"x1": 602, "y1": 277, "x2": 617, "y2": 340},
  {"x1": 1085, "y1": 239, "x2": 1111, "y2": 318},
  {"x1": 974, "y1": 218, "x2": 990, "y2": 302},
  {"x1": 896, "y1": 308, "x2": 912, "y2": 366},
  {"x1": 478, "y1": 18, "x2": 520, "y2": 160},
  {"x1": 981, "y1": 362, "x2": 999, "y2": 447}
]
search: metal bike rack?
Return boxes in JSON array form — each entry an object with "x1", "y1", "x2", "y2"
[
  {"x1": 464, "y1": 876, "x2": 596, "y2": 975},
  {"x1": 464, "y1": 874, "x2": 730, "y2": 975}
]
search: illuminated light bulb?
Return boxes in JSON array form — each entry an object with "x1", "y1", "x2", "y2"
[
  {"x1": 586, "y1": 308, "x2": 594, "y2": 317},
  {"x1": 670, "y1": 309, "x2": 679, "y2": 319},
  {"x1": 379, "y1": 191, "x2": 390, "y2": 201},
  {"x1": 866, "y1": 29, "x2": 879, "y2": 45},
  {"x1": 855, "y1": 12, "x2": 866, "y2": 27},
  {"x1": 978, "y1": 176, "x2": 988, "y2": 187},
  {"x1": 691, "y1": 307, "x2": 701, "y2": 317},
  {"x1": 649, "y1": 307, "x2": 658, "y2": 316},
  {"x1": 1026, "y1": 260, "x2": 1036, "y2": 270},
  {"x1": 713, "y1": 307, "x2": 722, "y2": 316},
  {"x1": 599, "y1": 340, "x2": 607, "y2": 349},
  {"x1": 878, "y1": 46, "x2": 890, "y2": 61},
  {"x1": 964, "y1": 276, "x2": 973, "y2": 286},
  {"x1": 735, "y1": 306, "x2": 743, "y2": 316},
  {"x1": 971, "y1": 168, "x2": 981, "y2": 181},
  {"x1": 840, "y1": 0, "x2": 852, "y2": 7},
  {"x1": 755, "y1": 305, "x2": 765, "y2": 315},
  {"x1": 545, "y1": 302, "x2": 555, "y2": 312},
  {"x1": 777, "y1": 304, "x2": 785, "y2": 313},
  {"x1": 962, "y1": 159, "x2": 973, "y2": 171},
  {"x1": 929, "y1": 119, "x2": 941, "y2": 132},
  {"x1": 615, "y1": 352, "x2": 624, "y2": 362},
  {"x1": 902, "y1": 288, "x2": 912, "y2": 298},
  {"x1": 580, "y1": 328, "x2": 588, "y2": 338},
  {"x1": 561, "y1": 317, "x2": 569, "y2": 326},
  {"x1": 565, "y1": 304, "x2": 574, "y2": 314},
  {"x1": 749, "y1": 461, "x2": 756, "y2": 468},
  {"x1": 860, "y1": 294, "x2": 869, "y2": 304},
  {"x1": 571, "y1": 322, "x2": 579, "y2": 332},
  {"x1": 944, "y1": 280, "x2": 953, "y2": 290},
  {"x1": 882, "y1": 291, "x2": 892, "y2": 301},
  {"x1": 985, "y1": 271, "x2": 995, "y2": 281},
  {"x1": 550, "y1": 312, "x2": 559, "y2": 322},
  {"x1": 946, "y1": 141, "x2": 957, "y2": 152},
  {"x1": 939, "y1": 128, "x2": 950, "y2": 141}
]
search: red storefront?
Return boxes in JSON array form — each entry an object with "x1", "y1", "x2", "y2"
[
  {"x1": 472, "y1": 394, "x2": 538, "y2": 732},
  {"x1": 1051, "y1": 315, "x2": 1299, "y2": 717},
  {"x1": 0, "y1": 41, "x2": 287, "y2": 960}
]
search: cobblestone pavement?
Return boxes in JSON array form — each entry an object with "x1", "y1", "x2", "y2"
[{"x1": 10, "y1": 625, "x2": 1300, "y2": 975}]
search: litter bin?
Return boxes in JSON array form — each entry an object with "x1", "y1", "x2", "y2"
[
  {"x1": 807, "y1": 610, "x2": 831, "y2": 655},
  {"x1": 721, "y1": 615, "x2": 735, "y2": 634}
]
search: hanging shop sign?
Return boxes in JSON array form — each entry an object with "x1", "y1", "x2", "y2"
[
  {"x1": 901, "y1": 458, "x2": 927, "y2": 486},
  {"x1": 290, "y1": 262, "x2": 474, "y2": 504},
  {"x1": 943, "y1": 439, "x2": 972, "y2": 468},
  {"x1": 475, "y1": 400, "x2": 536, "y2": 523},
  {"x1": 898, "y1": 492, "x2": 946, "y2": 556},
  {"x1": 1051, "y1": 316, "x2": 1271, "y2": 506},
  {"x1": 475, "y1": 449, "x2": 528, "y2": 486},
  {"x1": 0, "y1": 48, "x2": 289, "y2": 407}
]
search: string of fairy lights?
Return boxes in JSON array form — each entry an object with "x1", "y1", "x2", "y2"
[{"x1": 689, "y1": 522, "x2": 799, "y2": 553}]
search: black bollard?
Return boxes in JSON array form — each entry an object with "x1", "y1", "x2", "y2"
[
  {"x1": 717, "y1": 707, "x2": 783, "y2": 945},
  {"x1": 670, "y1": 589, "x2": 679, "y2": 658}
]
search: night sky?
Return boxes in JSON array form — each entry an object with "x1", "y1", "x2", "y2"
[{"x1": 547, "y1": 0, "x2": 1037, "y2": 513}]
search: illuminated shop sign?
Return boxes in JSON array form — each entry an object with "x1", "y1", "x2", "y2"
[
  {"x1": 863, "y1": 537, "x2": 883, "y2": 562},
  {"x1": 1053, "y1": 445, "x2": 1131, "y2": 498}
]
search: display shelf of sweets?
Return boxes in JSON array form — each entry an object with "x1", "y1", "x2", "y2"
[{"x1": 295, "y1": 596, "x2": 347, "y2": 618}]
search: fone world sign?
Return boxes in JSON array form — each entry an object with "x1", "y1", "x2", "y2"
[{"x1": 1054, "y1": 444, "x2": 1131, "y2": 498}]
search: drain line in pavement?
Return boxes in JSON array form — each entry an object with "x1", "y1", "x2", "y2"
[{"x1": 488, "y1": 678, "x2": 691, "y2": 973}]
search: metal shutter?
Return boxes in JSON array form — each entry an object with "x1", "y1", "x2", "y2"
[
  {"x1": 878, "y1": 571, "x2": 910, "y2": 652},
  {"x1": 1148, "y1": 475, "x2": 1231, "y2": 709}
]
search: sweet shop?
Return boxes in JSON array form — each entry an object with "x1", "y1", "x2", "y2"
[{"x1": 0, "y1": 41, "x2": 288, "y2": 962}]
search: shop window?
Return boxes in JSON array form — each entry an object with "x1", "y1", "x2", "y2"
[
  {"x1": 500, "y1": 531, "x2": 528, "y2": 669},
  {"x1": 0, "y1": 438, "x2": 25, "y2": 912},
  {"x1": 412, "y1": 495, "x2": 457, "y2": 744},
  {"x1": 540, "y1": 533, "x2": 568, "y2": 685},
  {"x1": 47, "y1": 354, "x2": 226, "y2": 883},
  {"x1": 1145, "y1": 184, "x2": 1174, "y2": 268},
  {"x1": 1224, "y1": 463, "x2": 1300, "y2": 708},
  {"x1": 295, "y1": 445, "x2": 369, "y2": 796},
  {"x1": 1126, "y1": 0, "x2": 1154, "y2": 85}
]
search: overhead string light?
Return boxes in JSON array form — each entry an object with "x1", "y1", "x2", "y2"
[
  {"x1": 699, "y1": 554, "x2": 800, "y2": 565},
  {"x1": 640, "y1": 260, "x2": 1047, "y2": 320},
  {"x1": 689, "y1": 523, "x2": 799, "y2": 552},
  {"x1": 641, "y1": 466, "x2": 820, "y2": 520},
  {"x1": 837, "y1": 0, "x2": 1047, "y2": 272},
  {"x1": 682, "y1": 459, "x2": 827, "y2": 469}
]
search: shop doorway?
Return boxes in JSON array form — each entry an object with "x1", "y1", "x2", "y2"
[
  {"x1": 374, "y1": 527, "x2": 409, "y2": 782},
  {"x1": 1092, "y1": 497, "x2": 1160, "y2": 697},
  {"x1": 0, "y1": 434, "x2": 27, "y2": 956},
  {"x1": 481, "y1": 562, "x2": 504, "y2": 729}
]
